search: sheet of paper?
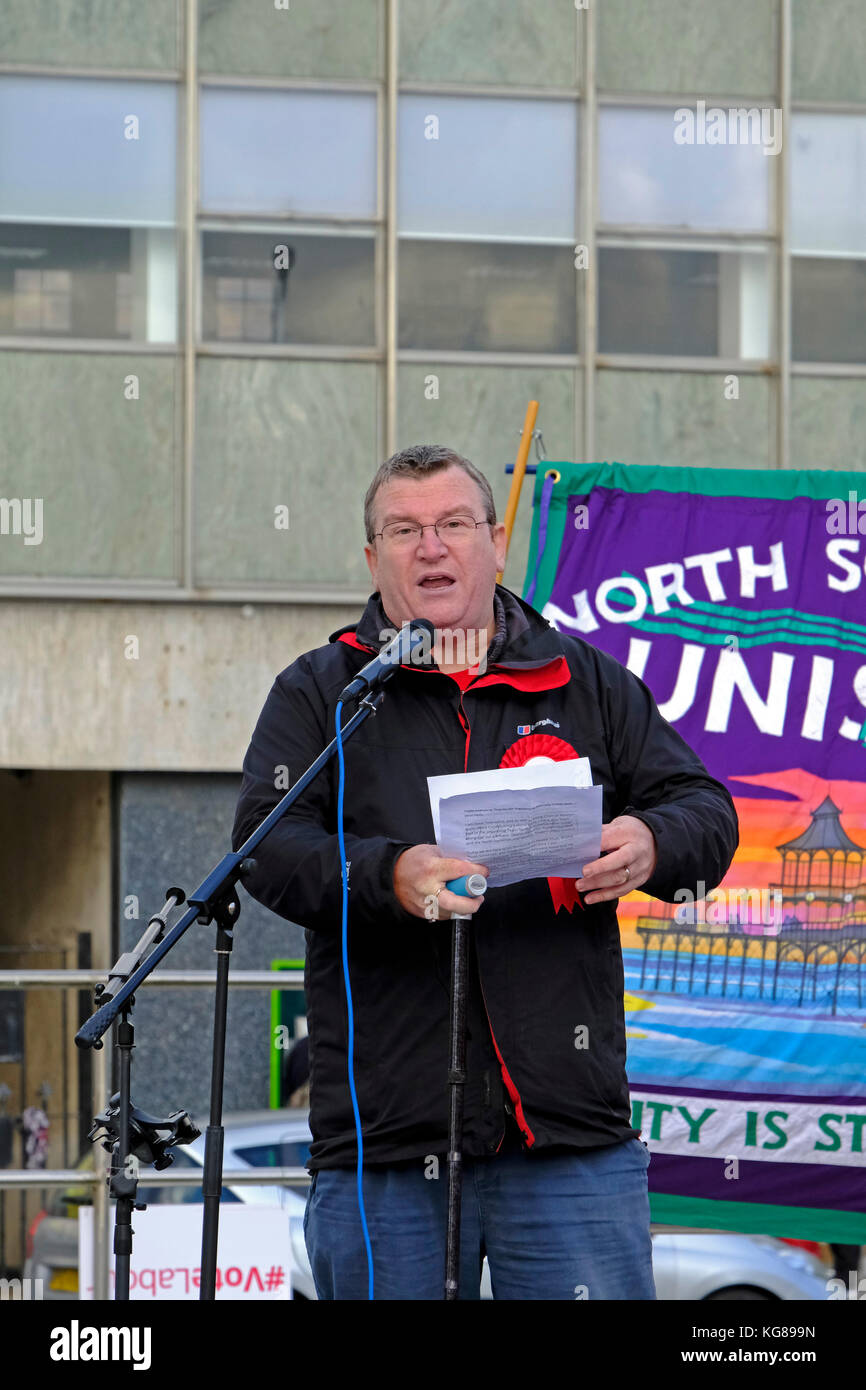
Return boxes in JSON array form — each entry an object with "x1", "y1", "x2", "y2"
[
  {"x1": 428, "y1": 758, "x2": 593, "y2": 841},
  {"x1": 428, "y1": 760, "x2": 602, "y2": 888}
]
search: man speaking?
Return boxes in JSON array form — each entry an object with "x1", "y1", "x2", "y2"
[{"x1": 232, "y1": 443, "x2": 739, "y2": 1300}]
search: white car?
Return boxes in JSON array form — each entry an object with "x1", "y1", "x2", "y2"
[{"x1": 649, "y1": 1231, "x2": 832, "y2": 1301}]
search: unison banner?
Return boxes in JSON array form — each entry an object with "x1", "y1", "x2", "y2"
[{"x1": 524, "y1": 461, "x2": 866, "y2": 1241}]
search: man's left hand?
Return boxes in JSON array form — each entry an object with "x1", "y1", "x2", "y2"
[{"x1": 574, "y1": 815, "x2": 658, "y2": 905}]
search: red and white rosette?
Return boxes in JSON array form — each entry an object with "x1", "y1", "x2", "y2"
[{"x1": 499, "y1": 734, "x2": 585, "y2": 915}]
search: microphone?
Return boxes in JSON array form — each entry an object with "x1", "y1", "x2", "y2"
[
  {"x1": 445, "y1": 874, "x2": 487, "y2": 897},
  {"x1": 339, "y1": 618, "x2": 436, "y2": 702}
]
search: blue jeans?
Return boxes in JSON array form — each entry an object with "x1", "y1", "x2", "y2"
[{"x1": 303, "y1": 1137, "x2": 655, "y2": 1300}]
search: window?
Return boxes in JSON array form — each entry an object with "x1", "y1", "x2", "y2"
[
  {"x1": 0, "y1": 76, "x2": 178, "y2": 342},
  {"x1": 199, "y1": 89, "x2": 378, "y2": 350},
  {"x1": 791, "y1": 113, "x2": 866, "y2": 257},
  {"x1": 791, "y1": 113, "x2": 866, "y2": 364},
  {"x1": 398, "y1": 94, "x2": 578, "y2": 354},
  {"x1": 598, "y1": 106, "x2": 775, "y2": 360},
  {"x1": 0, "y1": 224, "x2": 178, "y2": 340},
  {"x1": 201, "y1": 230, "x2": 375, "y2": 346},
  {"x1": 792, "y1": 258, "x2": 866, "y2": 363},
  {"x1": 599, "y1": 105, "x2": 772, "y2": 232},
  {"x1": 400, "y1": 240, "x2": 576, "y2": 353},
  {"x1": 599, "y1": 245, "x2": 773, "y2": 358},
  {"x1": 200, "y1": 88, "x2": 377, "y2": 218},
  {"x1": 0, "y1": 75, "x2": 176, "y2": 226}
]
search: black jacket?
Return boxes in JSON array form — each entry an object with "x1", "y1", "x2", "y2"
[{"x1": 232, "y1": 585, "x2": 738, "y2": 1170}]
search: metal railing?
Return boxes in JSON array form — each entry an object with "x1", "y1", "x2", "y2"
[
  {"x1": 0, "y1": 969, "x2": 306, "y2": 1298},
  {"x1": 0, "y1": 970, "x2": 303, "y2": 989},
  {"x1": 0, "y1": 1168, "x2": 310, "y2": 1188}
]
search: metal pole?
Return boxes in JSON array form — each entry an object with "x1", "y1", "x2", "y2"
[
  {"x1": 580, "y1": 0, "x2": 597, "y2": 464},
  {"x1": 444, "y1": 913, "x2": 470, "y2": 1300},
  {"x1": 92, "y1": 1037, "x2": 110, "y2": 1301},
  {"x1": 497, "y1": 399, "x2": 539, "y2": 582},
  {"x1": 112, "y1": 1013, "x2": 134, "y2": 1300},
  {"x1": 199, "y1": 909, "x2": 235, "y2": 1300},
  {"x1": 182, "y1": 0, "x2": 199, "y2": 588},
  {"x1": 384, "y1": 0, "x2": 398, "y2": 456},
  {"x1": 777, "y1": 0, "x2": 791, "y2": 471}
]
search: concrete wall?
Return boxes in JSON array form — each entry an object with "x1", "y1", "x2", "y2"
[{"x1": 0, "y1": 600, "x2": 359, "y2": 771}]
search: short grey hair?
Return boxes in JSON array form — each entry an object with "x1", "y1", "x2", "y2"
[{"x1": 364, "y1": 444, "x2": 497, "y2": 542}]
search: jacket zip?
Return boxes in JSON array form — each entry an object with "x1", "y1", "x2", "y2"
[
  {"x1": 338, "y1": 630, "x2": 546, "y2": 1151},
  {"x1": 455, "y1": 689, "x2": 507, "y2": 1151},
  {"x1": 454, "y1": 687, "x2": 534, "y2": 1148}
]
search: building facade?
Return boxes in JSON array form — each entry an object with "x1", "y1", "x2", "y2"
[{"x1": 0, "y1": 0, "x2": 864, "y2": 1248}]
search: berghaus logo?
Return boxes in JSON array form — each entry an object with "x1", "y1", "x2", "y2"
[{"x1": 517, "y1": 719, "x2": 561, "y2": 735}]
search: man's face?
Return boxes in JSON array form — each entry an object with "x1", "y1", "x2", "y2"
[{"x1": 364, "y1": 466, "x2": 507, "y2": 633}]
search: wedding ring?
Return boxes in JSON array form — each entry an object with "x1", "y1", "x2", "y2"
[{"x1": 623, "y1": 867, "x2": 631, "y2": 883}]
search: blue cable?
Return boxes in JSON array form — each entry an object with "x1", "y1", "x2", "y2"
[{"x1": 335, "y1": 699, "x2": 374, "y2": 1300}]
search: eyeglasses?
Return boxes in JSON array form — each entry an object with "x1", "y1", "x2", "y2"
[{"x1": 373, "y1": 513, "x2": 491, "y2": 547}]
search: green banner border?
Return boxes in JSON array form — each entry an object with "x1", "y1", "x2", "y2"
[
  {"x1": 650, "y1": 1192, "x2": 866, "y2": 1244},
  {"x1": 522, "y1": 461, "x2": 866, "y2": 614}
]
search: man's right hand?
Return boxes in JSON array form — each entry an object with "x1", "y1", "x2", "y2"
[{"x1": 393, "y1": 844, "x2": 490, "y2": 921}]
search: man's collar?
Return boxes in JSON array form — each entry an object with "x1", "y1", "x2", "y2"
[{"x1": 329, "y1": 584, "x2": 565, "y2": 671}]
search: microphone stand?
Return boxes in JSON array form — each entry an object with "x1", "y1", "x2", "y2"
[
  {"x1": 442, "y1": 873, "x2": 486, "y2": 1301},
  {"x1": 76, "y1": 687, "x2": 387, "y2": 1299},
  {"x1": 444, "y1": 906, "x2": 470, "y2": 1301}
]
